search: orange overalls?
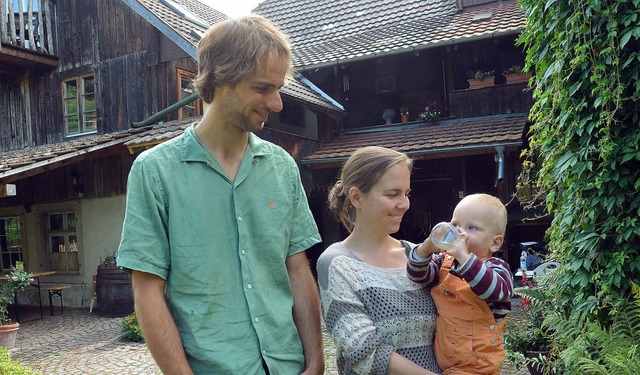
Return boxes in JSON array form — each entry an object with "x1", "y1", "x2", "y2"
[{"x1": 431, "y1": 255, "x2": 506, "y2": 375}]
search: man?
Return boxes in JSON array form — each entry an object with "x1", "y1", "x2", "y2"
[{"x1": 117, "y1": 15, "x2": 324, "y2": 374}]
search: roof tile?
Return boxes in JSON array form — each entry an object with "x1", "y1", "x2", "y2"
[{"x1": 302, "y1": 114, "x2": 526, "y2": 164}]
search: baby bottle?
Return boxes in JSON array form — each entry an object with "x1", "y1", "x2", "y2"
[{"x1": 430, "y1": 222, "x2": 459, "y2": 250}]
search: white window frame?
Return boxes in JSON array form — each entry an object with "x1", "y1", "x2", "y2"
[{"x1": 63, "y1": 75, "x2": 96, "y2": 136}]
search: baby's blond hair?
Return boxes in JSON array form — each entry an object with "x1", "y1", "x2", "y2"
[{"x1": 459, "y1": 193, "x2": 507, "y2": 236}]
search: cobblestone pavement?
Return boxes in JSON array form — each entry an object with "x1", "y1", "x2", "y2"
[{"x1": 9, "y1": 305, "x2": 525, "y2": 374}]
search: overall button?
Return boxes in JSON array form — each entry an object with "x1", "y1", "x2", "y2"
[
  {"x1": 491, "y1": 338, "x2": 497, "y2": 344},
  {"x1": 489, "y1": 325, "x2": 495, "y2": 330}
]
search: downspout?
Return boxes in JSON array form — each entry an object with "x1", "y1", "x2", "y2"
[
  {"x1": 495, "y1": 145, "x2": 505, "y2": 182},
  {"x1": 131, "y1": 92, "x2": 200, "y2": 128}
]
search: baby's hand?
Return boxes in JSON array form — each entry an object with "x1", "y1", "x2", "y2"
[
  {"x1": 415, "y1": 236, "x2": 442, "y2": 258},
  {"x1": 446, "y1": 230, "x2": 470, "y2": 263}
]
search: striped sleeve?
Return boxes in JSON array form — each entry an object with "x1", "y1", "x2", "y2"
[
  {"x1": 407, "y1": 247, "x2": 443, "y2": 285},
  {"x1": 456, "y1": 254, "x2": 514, "y2": 320}
]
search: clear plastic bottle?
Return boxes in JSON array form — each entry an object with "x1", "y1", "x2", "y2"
[
  {"x1": 430, "y1": 222, "x2": 459, "y2": 250},
  {"x1": 520, "y1": 250, "x2": 528, "y2": 270}
]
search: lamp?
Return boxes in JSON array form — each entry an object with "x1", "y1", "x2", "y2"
[{"x1": 70, "y1": 170, "x2": 84, "y2": 197}]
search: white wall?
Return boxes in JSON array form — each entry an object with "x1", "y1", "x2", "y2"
[{"x1": 1, "y1": 195, "x2": 126, "y2": 311}]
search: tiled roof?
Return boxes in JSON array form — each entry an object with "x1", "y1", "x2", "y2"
[
  {"x1": 134, "y1": 0, "x2": 225, "y2": 47},
  {"x1": 127, "y1": 0, "x2": 344, "y2": 114},
  {"x1": 255, "y1": 0, "x2": 526, "y2": 69},
  {"x1": 0, "y1": 129, "x2": 142, "y2": 183},
  {"x1": 302, "y1": 114, "x2": 527, "y2": 164}
]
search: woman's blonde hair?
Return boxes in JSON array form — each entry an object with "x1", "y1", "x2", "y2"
[
  {"x1": 328, "y1": 146, "x2": 413, "y2": 233},
  {"x1": 193, "y1": 14, "x2": 294, "y2": 103}
]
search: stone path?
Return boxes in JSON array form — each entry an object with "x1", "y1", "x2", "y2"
[{"x1": 8, "y1": 305, "x2": 526, "y2": 374}]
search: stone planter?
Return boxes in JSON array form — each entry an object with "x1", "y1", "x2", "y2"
[{"x1": 0, "y1": 322, "x2": 19, "y2": 348}]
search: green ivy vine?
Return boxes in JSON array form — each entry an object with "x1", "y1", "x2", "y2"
[{"x1": 517, "y1": 0, "x2": 640, "y2": 323}]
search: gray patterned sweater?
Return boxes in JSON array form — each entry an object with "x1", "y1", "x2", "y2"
[{"x1": 316, "y1": 241, "x2": 441, "y2": 375}]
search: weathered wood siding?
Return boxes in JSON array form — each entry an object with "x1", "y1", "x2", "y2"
[
  {"x1": 0, "y1": 150, "x2": 136, "y2": 208},
  {"x1": 1, "y1": 0, "x2": 198, "y2": 152}
]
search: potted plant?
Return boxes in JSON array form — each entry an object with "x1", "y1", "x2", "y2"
[
  {"x1": 503, "y1": 64, "x2": 532, "y2": 84},
  {"x1": 0, "y1": 268, "x2": 34, "y2": 348},
  {"x1": 467, "y1": 69, "x2": 495, "y2": 89},
  {"x1": 417, "y1": 100, "x2": 447, "y2": 122},
  {"x1": 399, "y1": 107, "x2": 410, "y2": 123},
  {"x1": 505, "y1": 281, "x2": 555, "y2": 375},
  {"x1": 382, "y1": 107, "x2": 395, "y2": 124}
]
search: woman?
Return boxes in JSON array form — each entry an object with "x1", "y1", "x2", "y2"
[{"x1": 316, "y1": 146, "x2": 441, "y2": 375}]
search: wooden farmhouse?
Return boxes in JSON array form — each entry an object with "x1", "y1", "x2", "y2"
[
  {"x1": 254, "y1": 0, "x2": 549, "y2": 270},
  {"x1": 0, "y1": 0, "x2": 343, "y2": 311}
]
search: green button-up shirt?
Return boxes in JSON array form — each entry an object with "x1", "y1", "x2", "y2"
[{"x1": 118, "y1": 125, "x2": 321, "y2": 374}]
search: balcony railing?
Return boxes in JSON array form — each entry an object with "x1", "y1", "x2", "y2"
[{"x1": 1, "y1": 0, "x2": 56, "y2": 56}]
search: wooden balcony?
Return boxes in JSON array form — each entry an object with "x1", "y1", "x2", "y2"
[
  {"x1": 449, "y1": 82, "x2": 534, "y2": 119},
  {"x1": 0, "y1": 0, "x2": 58, "y2": 71}
]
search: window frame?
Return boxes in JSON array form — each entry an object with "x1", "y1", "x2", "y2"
[
  {"x1": 62, "y1": 74, "x2": 96, "y2": 136},
  {"x1": 0, "y1": 216, "x2": 23, "y2": 271},
  {"x1": 177, "y1": 68, "x2": 202, "y2": 119},
  {"x1": 44, "y1": 211, "x2": 79, "y2": 273}
]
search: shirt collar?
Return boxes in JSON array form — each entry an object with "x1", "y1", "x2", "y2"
[{"x1": 181, "y1": 123, "x2": 270, "y2": 162}]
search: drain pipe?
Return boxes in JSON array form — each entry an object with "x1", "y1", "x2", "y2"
[
  {"x1": 131, "y1": 92, "x2": 200, "y2": 128},
  {"x1": 495, "y1": 146, "x2": 505, "y2": 182}
]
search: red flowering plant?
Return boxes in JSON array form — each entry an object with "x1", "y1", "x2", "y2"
[
  {"x1": 504, "y1": 277, "x2": 555, "y2": 371},
  {"x1": 0, "y1": 268, "x2": 34, "y2": 324}
]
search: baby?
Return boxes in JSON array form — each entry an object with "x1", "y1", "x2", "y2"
[{"x1": 407, "y1": 193, "x2": 514, "y2": 374}]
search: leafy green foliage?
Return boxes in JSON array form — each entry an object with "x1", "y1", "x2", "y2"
[
  {"x1": 551, "y1": 281, "x2": 640, "y2": 374},
  {"x1": 120, "y1": 311, "x2": 144, "y2": 342},
  {"x1": 0, "y1": 347, "x2": 39, "y2": 375},
  {"x1": 518, "y1": 0, "x2": 640, "y2": 325},
  {"x1": 0, "y1": 268, "x2": 34, "y2": 324}
]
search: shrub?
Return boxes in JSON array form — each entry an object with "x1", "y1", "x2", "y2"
[
  {"x1": 121, "y1": 311, "x2": 144, "y2": 342},
  {"x1": 0, "y1": 346, "x2": 39, "y2": 375}
]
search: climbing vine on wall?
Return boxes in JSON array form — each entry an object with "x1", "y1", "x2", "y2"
[{"x1": 517, "y1": 0, "x2": 640, "y2": 322}]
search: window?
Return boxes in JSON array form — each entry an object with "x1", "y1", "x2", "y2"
[
  {"x1": 63, "y1": 75, "x2": 96, "y2": 135},
  {"x1": 0, "y1": 217, "x2": 23, "y2": 270},
  {"x1": 44, "y1": 212, "x2": 79, "y2": 272},
  {"x1": 177, "y1": 68, "x2": 202, "y2": 119},
  {"x1": 375, "y1": 76, "x2": 396, "y2": 94}
]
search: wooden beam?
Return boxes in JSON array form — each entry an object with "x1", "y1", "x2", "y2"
[{"x1": 0, "y1": 184, "x2": 16, "y2": 197}]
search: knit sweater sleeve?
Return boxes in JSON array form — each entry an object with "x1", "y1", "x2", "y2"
[
  {"x1": 406, "y1": 248, "x2": 443, "y2": 286},
  {"x1": 317, "y1": 249, "x2": 395, "y2": 374}
]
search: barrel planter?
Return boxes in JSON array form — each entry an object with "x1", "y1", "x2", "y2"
[{"x1": 96, "y1": 264, "x2": 134, "y2": 317}]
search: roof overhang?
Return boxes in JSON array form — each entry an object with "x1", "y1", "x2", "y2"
[{"x1": 302, "y1": 114, "x2": 527, "y2": 168}]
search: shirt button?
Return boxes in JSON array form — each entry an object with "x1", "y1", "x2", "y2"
[
  {"x1": 241, "y1": 250, "x2": 246, "y2": 255},
  {"x1": 237, "y1": 216, "x2": 243, "y2": 222},
  {"x1": 489, "y1": 325, "x2": 495, "y2": 330},
  {"x1": 247, "y1": 284, "x2": 252, "y2": 289},
  {"x1": 262, "y1": 350, "x2": 266, "y2": 355},
  {"x1": 254, "y1": 317, "x2": 260, "y2": 323}
]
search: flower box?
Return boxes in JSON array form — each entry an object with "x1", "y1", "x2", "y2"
[
  {"x1": 505, "y1": 71, "x2": 533, "y2": 85},
  {"x1": 467, "y1": 76, "x2": 495, "y2": 89}
]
